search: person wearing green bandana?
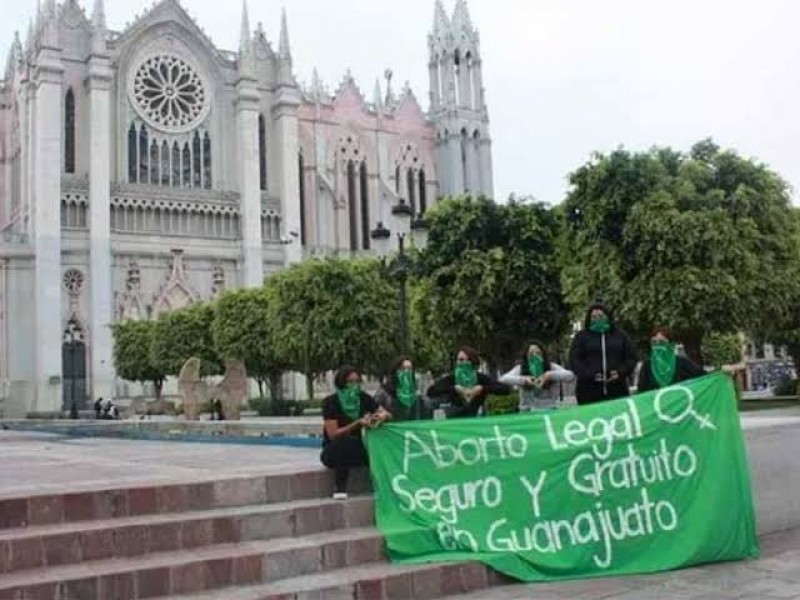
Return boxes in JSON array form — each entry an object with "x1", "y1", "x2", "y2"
[
  {"x1": 374, "y1": 356, "x2": 429, "y2": 421},
  {"x1": 427, "y1": 346, "x2": 511, "y2": 418},
  {"x1": 636, "y1": 326, "x2": 705, "y2": 393},
  {"x1": 568, "y1": 303, "x2": 637, "y2": 405},
  {"x1": 500, "y1": 341, "x2": 575, "y2": 411},
  {"x1": 321, "y1": 366, "x2": 391, "y2": 499}
]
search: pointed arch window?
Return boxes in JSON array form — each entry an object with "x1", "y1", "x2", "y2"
[
  {"x1": 395, "y1": 165, "x2": 401, "y2": 194},
  {"x1": 460, "y1": 129, "x2": 469, "y2": 193},
  {"x1": 171, "y1": 142, "x2": 181, "y2": 187},
  {"x1": 347, "y1": 160, "x2": 358, "y2": 251},
  {"x1": 298, "y1": 152, "x2": 306, "y2": 246},
  {"x1": 64, "y1": 89, "x2": 75, "y2": 173},
  {"x1": 407, "y1": 168, "x2": 416, "y2": 215},
  {"x1": 259, "y1": 114, "x2": 267, "y2": 191},
  {"x1": 182, "y1": 143, "x2": 191, "y2": 187},
  {"x1": 139, "y1": 125, "x2": 149, "y2": 183},
  {"x1": 160, "y1": 140, "x2": 170, "y2": 186},
  {"x1": 203, "y1": 132, "x2": 212, "y2": 189},
  {"x1": 192, "y1": 131, "x2": 201, "y2": 188},
  {"x1": 127, "y1": 123, "x2": 137, "y2": 183},
  {"x1": 360, "y1": 162, "x2": 370, "y2": 250},
  {"x1": 419, "y1": 168, "x2": 427, "y2": 214},
  {"x1": 149, "y1": 139, "x2": 160, "y2": 185}
]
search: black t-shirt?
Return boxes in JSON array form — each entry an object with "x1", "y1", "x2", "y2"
[{"x1": 322, "y1": 391, "x2": 378, "y2": 446}]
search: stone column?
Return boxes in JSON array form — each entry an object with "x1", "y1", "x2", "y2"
[
  {"x1": 272, "y1": 86, "x2": 302, "y2": 264},
  {"x1": 88, "y1": 52, "x2": 114, "y2": 402},
  {"x1": 18, "y1": 82, "x2": 29, "y2": 229},
  {"x1": 480, "y1": 137, "x2": 494, "y2": 199},
  {"x1": 464, "y1": 135, "x2": 477, "y2": 194},
  {"x1": 236, "y1": 74, "x2": 263, "y2": 287},
  {"x1": 449, "y1": 132, "x2": 465, "y2": 195},
  {"x1": 32, "y1": 47, "x2": 64, "y2": 412}
]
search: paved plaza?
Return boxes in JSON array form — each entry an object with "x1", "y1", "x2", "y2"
[{"x1": 0, "y1": 410, "x2": 798, "y2": 598}]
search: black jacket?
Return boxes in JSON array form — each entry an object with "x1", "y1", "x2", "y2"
[
  {"x1": 636, "y1": 355, "x2": 705, "y2": 393},
  {"x1": 568, "y1": 304, "x2": 637, "y2": 405},
  {"x1": 426, "y1": 372, "x2": 511, "y2": 418}
]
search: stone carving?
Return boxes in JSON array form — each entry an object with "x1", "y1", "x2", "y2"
[
  {"x1": 63, "y1": 268, "x2": 84, "y2": 296},
  {"x1": 116, "y1": 260, "x2": 148, "y2": 320},
  {"x1": 210, "y1": 264, "x2": 225, "y2": 299},
  {"x1": 178, "y1": 357, "x2": 248, "y2": 420},
  {"x1": 151, "y1": 249, "x2": 200, "y2": 316}
]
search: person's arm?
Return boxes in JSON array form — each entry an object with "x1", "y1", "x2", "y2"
[
  {"x1": 568, "y1": 333, "x2": 595, "y2": 381},
  {"x1": 678, "y1": 356, "x2": 706, "y2": 379},
  {"x1": 545, "y1": 363, "x2": 575, "y2": 383},
  {"x1": 477, "y1": 373, "x2": 511, "y2": 396},
  {"x1": 322, "y1": 396, "x2": 369, "y2": 440},
  {"x1": 427, "y1": 374, "x2": 456, "y2": 398},
  {"x1": 364, "y1": 392, "x2": 392, "y2": 424},
  {"x1": 499, "y1": 364, "x2": 528, "y2": 387},
  {"x1": 373, "y1": 388, "x2": 392, "y2": 410}
]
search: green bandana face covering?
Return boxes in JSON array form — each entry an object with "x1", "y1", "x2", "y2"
[
  {"x1": 337, "y1": 383, "x2": 362, "y2": 421},
  {"x1": 528, "y1": 355, "x2": 545, "y2": 378},
  {"x1": 396, "y1": 370, "x2": 416, "y2": 408},
  {"x1": 454, "y1": 362, "x2": 478, "y2": 388},
  {"x1": 650, "y1": 341, "x2": 677, "y2": 388},
  {"x1": 589, "y1": 315, "x2": 611, "y2": 334}
]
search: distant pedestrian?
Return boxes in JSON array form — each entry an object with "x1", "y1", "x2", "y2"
[{"x1": 94, "y1": 397, "x2": 103, "y2": 419}]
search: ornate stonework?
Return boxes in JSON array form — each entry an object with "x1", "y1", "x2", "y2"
[
  {"x1": 116, "y1": 260, "x2": 148, "y2": 321},
  {"x1": 178, "y1": 357, "x2": 248, "y2": 420},
  {"x1": 151, "y1": 249, "x2": 200, "y2": 316},
  {"x1": 211, "y1": 264, "x2": 225, "y2": 299}
]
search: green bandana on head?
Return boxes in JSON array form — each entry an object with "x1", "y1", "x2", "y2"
[
  {"x1": 528, "y1": 355, "x2": 545, "y2": 378},
  {"x1": 455, "y1": 362, "x2": 478, "y2": 388},
  {"x1": 337, "y1": 383, "x2": 362, "y2": 421},
  {"x1": 650, "y1": 341, "x2": 677, "y2": 388},
  {"x1": 589, "y1": 315, "x2": 611, "y2": 334},
  {"x1": 395, "y1": 370, "x2": 416, "y2": 408}
]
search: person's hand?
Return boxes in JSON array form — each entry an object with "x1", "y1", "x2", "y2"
[
  {"x1": 455, "y1": 385, "x2": 467, "y2": 398},
  {"x1": 594, "y1": 372, "x2": 605, "y2": 382},
  {"x1": 358, "y1": 414, "x2": 372, "y2": 428},
  {"x1": 541, "y1": 372, "x2": 553, "y2": 385},
  {"x1": 608, "y1": 371, "x2": 620, "y2": 382},
  {"x1": 522, "y1": 377, "x2": 536, "y2": 388}
]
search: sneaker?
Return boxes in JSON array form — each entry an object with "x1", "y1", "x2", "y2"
[{"x1": 332, "y1": 491, "x2": 348, "y2": 500}]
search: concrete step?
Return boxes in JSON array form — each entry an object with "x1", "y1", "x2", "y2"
[
  {"x1": 0, "y1": 526, "x2": 385, "y2": 599},
  {"x1": 0, "y1": 495, "x2": 373, "y2": 574},
  {"x1": 157, "y1": 560, "x2": 508, "y2": 600},
  {"x1": 0, "y1": 468, "x2": 371, "y2": 531}
]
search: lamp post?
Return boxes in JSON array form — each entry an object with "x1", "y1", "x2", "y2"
[{"x1": 370, "y1": 198, "x2": 428, "y2": 354}]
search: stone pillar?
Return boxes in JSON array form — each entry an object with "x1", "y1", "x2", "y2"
[
  {"x1": 273, "y1": 86, "x2": 302, "y2": 264},
  {"x1": 18, "y1": 83, "x2": 29, "y2": 229},
  {"x1": 88, "y1": 53, "x2": 114, "y2": 402},
  {"x1": 449, "y1": 132, "x2": 465, "y2": 196},
  {"x1": 236, "y1": 75, "x2": 263, "y2": 287},
  {"x1": 480, "y1": 137, "x2": 494, "y2": 199},
  {"x1": 32, "y1": 48, "x2": 63, "y2": 412},
  {"x1": 464, "y1": 135, "x2": 477, "y2": 194}
]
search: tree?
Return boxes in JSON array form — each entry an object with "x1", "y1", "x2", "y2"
[
  {"x1": 212, "y1": 287, "x2": 288, "y2": 401},
  {"x1": 265, "y1": 258, "x2": 400, "y2": 400},
  {"x1": 111, "y1": 319, "x2": 166, "y2": 399},
  {"x1": 701, "y1": 332, "x2": 743, "y2": 369},
  {"x1": 151, "y1": 303, "x2": 220, "y2": 377},
  {"x1": 413, "y1": 195, "x2": 570, "y2": 371},
  {"x1": 562, "y1": 140, "x2": 800, "y2": 363}
]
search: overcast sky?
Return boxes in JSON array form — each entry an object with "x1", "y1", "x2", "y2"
[{"x1": 2, "y1": 0, "x2": 798, "y2": 204}]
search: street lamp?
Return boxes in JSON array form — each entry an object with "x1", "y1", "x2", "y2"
[
  {"x1": 370, "y1": 198, "x2": 428, "y2": 354},
  {"x1": 64, "y1": 321, "x2": 80, "y2": 420}
]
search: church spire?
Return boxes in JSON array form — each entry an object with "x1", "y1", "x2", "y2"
[
  {"x1": 452, "y1": 0, "x2": 473, "y2": 30},
  {"x1": 279, "y1": 7, "x2": 291, "y2": 60},
  {"x1": 91, "y1": 0, "x2": 107, "y2": 55},
  {"x1": 433, "y1": 0, "x2": 448, "y2": 33},
  {"x1": 238, "y1": 0, "x2": 255, "y2": 76},
  {"x1": 373, "y1": 77, "x2": 383, "y2": 111}
]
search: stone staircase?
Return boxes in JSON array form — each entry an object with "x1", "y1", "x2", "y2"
[{"x1": 0, "y1": 470, "x2": 509, "y2": 599}]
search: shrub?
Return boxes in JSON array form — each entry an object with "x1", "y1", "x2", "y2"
[
  {"x1": 485, "y1": 392, "x2": 519, "y2": 416},
  {"x1": 248, "y1": 397, "x2": 306, "y2": 416},
  {"x1": 773, "y1": 378, "x2": 799, "y2": 398}
]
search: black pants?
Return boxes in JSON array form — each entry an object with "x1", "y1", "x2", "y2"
[{"x1": 320, "y1": 435, "x2": 368, "y2": 492}]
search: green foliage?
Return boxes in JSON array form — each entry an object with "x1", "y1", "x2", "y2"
[
  {"x1": 562, "y1": 140, "x2": 800, "y2": 362},
  {"x1": 248, "y1": 396, "x2": 306, "y2": 416},
  {"x1": 111, "y1": 319, "x2": 166, "y2": 397},
  {"x1": 701, "y1": 333, "x2": 742, "y2": 368},
  {"x1": 772, "y1": 378, "x2": 799, "y2": 398},
  {"x1": 413, "y1": 195, "x2": 569, "y2": 371},
  {"x1": 485, "y1": 392, "x2": 520, "y2": 416},
  {"x1": 151, "y1": 303, "x2": 221, "y2": 376},
  {"x1": 211, "y1": 287, "x2": 288, "y2": 396},
  {"x1": 264, "y1": 257, "x2": 401, "y2": 381}
]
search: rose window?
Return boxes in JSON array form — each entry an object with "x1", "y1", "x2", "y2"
[{"x1": 132, "y1": 55, "x2": 208, "y2": 132}]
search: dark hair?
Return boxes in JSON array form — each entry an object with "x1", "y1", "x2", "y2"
[
  {"x1": 583, "y1": 302, "x2": 615, "y2": 331},
  {"x1": 382, "y1": 356, "x2": 414, "y2": 395},
  {"x1": 518, "y1": 340, "x2": 552, "y2": 376},
  {"x1": 455, "y1": 346, "x2": 480, "y2": 367},
  {"x1": 334, "y1": 365, "x2": 361, "y2": 390},
  {"x1": 650, "y1": 326, "x2": 672, "y2": 340}
]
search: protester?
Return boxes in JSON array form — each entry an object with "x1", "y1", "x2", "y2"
[
  {"x1": 320, "y1": 366, "x2": 391, "y2": 499},
  {"x1": 636, "y1": 326, "x2": 706, "y2": 392},
  {"x1": 426, "y1": 346, "x2": 511, "y2": 418},
  {"x1": 500, "y1": 341, "x2": 575, "y2": 411},
  {"x1": 374, "y1": 356, "x2": 428, "y2": 421},
  {"x1": 568, "y1": 303, "x2": 637, "y2": 405},
  {"x1": 94, "y1": 397, "x2": 103, "y2": 419}
]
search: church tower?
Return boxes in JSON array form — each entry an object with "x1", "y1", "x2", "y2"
[{"x1": 429, "y1": 0, "x2": 493, "y2": 199}]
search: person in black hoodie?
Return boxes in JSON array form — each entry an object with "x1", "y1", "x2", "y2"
[
  {"x1": 374, "y1": 356, "x2": 429, "y2": 421},
  {"x1": 568, "y1": 303, "x2": 637, "y2": 405},
  {"x1": 426, "y1": 346, "x2": 511, "y2": 418},
  {"x1": 636, "y1": 326, "x2": 706, "y2": 393}
]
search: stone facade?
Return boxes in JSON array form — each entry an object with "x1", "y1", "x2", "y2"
[{"x1": 0, "y1": 0, "x2": 493, "y2": 416}]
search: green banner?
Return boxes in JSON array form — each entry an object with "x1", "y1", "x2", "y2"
[{"x1": 365, "y1": 372, "x2": 759, "y2": 581}]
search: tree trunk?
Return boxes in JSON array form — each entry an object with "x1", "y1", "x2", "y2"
[
  {"x1": 305, "y1": 372, "x2": 315, "y2": 403},
  {"x1": 267, "y1": 372, "x2": 283, "y2": 402},
  {"x1": 257, "y1": 379, "x2": 265, "y2": 399},
  {"x1": 153, "y1": 379, "x2": 163, "y2": 401}
]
